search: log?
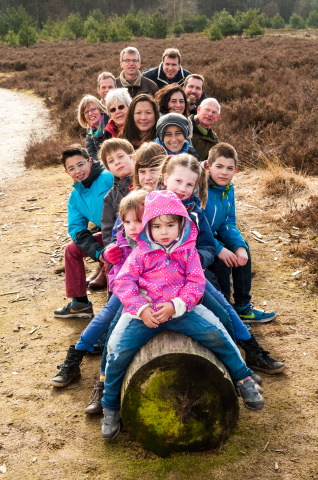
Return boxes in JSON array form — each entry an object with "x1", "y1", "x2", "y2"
[{"x1": 121, "y1": 331, "x2": 239, "y2": 457}]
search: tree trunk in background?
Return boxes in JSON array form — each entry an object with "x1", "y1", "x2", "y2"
[{"x1": 121, "y1": 331, "x2": 239, "y2": 457}]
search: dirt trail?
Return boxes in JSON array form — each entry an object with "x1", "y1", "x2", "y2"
[
  {"x1": 0, "y1": 88, "x2": 51, "y2": 183},
  {"x1": 0, "y1": 115, "x2": 317, "y2": 478}
]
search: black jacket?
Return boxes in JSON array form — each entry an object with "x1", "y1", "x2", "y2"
[{"x1": 143, "y1": 63, "x2": 191, "y2": 89}]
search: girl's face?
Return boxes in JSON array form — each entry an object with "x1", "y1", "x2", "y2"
[
  {"x1": 164, "y1": 165, "x2": 198, "y2": 201},
  {"x1": 150, "y1": 215, "x2": 180, "y2": 246},
  {"x1": 123, "y1": 209, "x2": 143, "y2": 241},
  {"x1": 163, "y1": 126, "x2": 186, "y2": 153},
  {"x1": 133, "y1": 101, "x2": 156, "y2": 133},
  {"x1": 109, "y1": 101, "x2": 128, "y2": 126},
  {"x1": 138, "y1": 166, "x2": 160, "y2": 191},
  {"x1": 167, "y1": 91, "x2": 186, "y2": 114},
  {"x1": 84, "y1": 102, "x2": 102, "y2": 128},
  {"x1": 208, "y1": 156, "x2": 238, "y2": 186}
]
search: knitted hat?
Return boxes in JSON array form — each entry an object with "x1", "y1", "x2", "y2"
[{"x1": 156, "y1": 113, "x2": 192, "y2": 143}]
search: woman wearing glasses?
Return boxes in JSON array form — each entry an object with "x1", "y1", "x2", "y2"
[
  {"x1": 78, "y1": 95, "x2": 109, "y2": 163},
  {"x1": 104, "y1": 88, "x2": 132, "y2": 138}
]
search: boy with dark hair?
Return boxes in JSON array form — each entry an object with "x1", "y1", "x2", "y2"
[
  {"x1": 204, "y1": 142, "x2": 277, "y2": 324},
  {"x1": 54, "y1": 145, "x2": 113, "y2": 319}
]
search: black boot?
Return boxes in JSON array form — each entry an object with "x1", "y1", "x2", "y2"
[
  {"x1": 50, "y1": 345, "x2": 86, "y2": 387},
  {"x1": 238, "y1": 335, "x2": 285, "y2": 374}
]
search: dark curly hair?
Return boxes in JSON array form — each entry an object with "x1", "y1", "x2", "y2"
[{"x1": 155, "y1": 83, "x2": 189, "y2": 117}]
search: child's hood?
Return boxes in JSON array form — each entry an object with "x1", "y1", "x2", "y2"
[{"x1": 138, "y1": 190, "x2": 197, "y2": 250}]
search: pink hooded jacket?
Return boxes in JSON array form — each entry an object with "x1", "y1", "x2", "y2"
[{"x1": 113, "y1": 190, "x2": 206, "y2": 318}]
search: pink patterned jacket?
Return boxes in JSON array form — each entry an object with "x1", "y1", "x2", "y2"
[{"x1": 113, "y1": 190, "x2": 205, "y2": 318}]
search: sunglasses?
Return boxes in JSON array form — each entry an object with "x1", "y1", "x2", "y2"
[{"x1": 109, "y1": 104, "x2": 126, "y2": 113}]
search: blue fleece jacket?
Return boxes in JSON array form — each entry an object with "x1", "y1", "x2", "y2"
[
  {"x1": 203, "y1": 181, "x2": 247, "y2": 256},
  {"x1": 68, "y1": 165, "x2": 113, "y2": 259},
  {"x1": 182, "y1": 195, "x2": 216, "y2": 269}
]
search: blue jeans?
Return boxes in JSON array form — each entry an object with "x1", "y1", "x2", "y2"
[
  {"x1": 205, "y1": 279, "x2": 251, "y2": 341},
  {"x1": 102, "y1": 306, "x2": 252, "y2": 410},
  {"x1": 75, "y1": 295, "x2": 122, "y2": 352},
  {"x1": 100, "y1": 305, "x2": 123, "y2": 376},
  {"x1": 208, "y1": 246, "x2": 252, "y2": 307}
]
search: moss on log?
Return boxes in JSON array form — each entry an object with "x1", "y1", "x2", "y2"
[{"x1": 121, "y1": 331, "x2": 239, "y2": 457}]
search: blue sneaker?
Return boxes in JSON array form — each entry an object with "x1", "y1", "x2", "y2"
[{"x1": 234, "y1": 303, "x2": 276, "y2": 324}]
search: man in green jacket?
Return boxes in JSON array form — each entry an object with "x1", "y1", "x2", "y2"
[{"x1": 190, "y1": 98, "x2": 221, "y2": 161}]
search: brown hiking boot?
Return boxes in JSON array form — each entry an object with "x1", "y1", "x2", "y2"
[{"x1": 85, "y1": 381, "x2": 104, "y2": 414}]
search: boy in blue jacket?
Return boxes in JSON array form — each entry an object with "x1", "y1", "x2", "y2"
[
  {"x1": 204, "y1": 142, "x2": 276, "y2": 324},
  {"x1": 54, "y1": 145, "x2": 113, "y2": 319}
]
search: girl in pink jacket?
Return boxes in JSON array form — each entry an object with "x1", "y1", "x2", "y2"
[{"x1": 101, "y1": 190, "x2": 264, "y2": 440}]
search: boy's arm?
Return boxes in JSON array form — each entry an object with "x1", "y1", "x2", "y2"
[
  {"x1": 216, "y1": 194, "x2": 248, "y2": 253},
  {"x1": 68, "y1": 196, "x2": 102, "y2": 261},
  {"x1": 194, "y1": 210, "x2": 217, "y2": 269},
  {"x1": 113, "y1": 249, "x2": 151, "y2": 316},
  {"x1": 101, "y1": 189, "x2": 117, "y2": 246}
]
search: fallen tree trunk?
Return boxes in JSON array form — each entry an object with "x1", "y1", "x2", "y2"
[{"x1": 121, "y1": 331, "x2": 239, "y2": 457}]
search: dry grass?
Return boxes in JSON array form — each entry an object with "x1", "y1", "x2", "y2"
[
  {"x1": 1, "y1": 35, "x2": 318, "y2": 171},
  {"x1": 260, "y1": 155, "x2": 308, "y2": 198}
]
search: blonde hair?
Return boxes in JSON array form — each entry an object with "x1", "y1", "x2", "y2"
[
  {"x1": 119, "y1": 189, "x2": 148, "y2": 222},
  {"x1": 77, "y1": 95, "x2": 107, "y2": 128},
  {"x1": 99, "y1": 138, "x2": 135, "y2": 169},
  {"x1": 160, "y1": 153, "x2": 208, "y2": 208},
  {"x1": 133, "y1": 142, "x2": 166, "y2": 189}
]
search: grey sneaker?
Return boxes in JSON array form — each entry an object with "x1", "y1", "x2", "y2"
[
  {"x1": 236, "y1": 377, "x2": 264, "y2": 411},
  {"x1": 54, "y1": 300, "x2": 94, "y2": 319},
  {"x1": 101, "y1": 409, "x2": 121, "y2": 440}
]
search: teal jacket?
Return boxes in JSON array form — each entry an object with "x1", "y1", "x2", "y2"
[
  {"x1": 68, "y1": 162, "x2": 113, "y2": 260},
  {"x1": 203, "y1": 179, "x2": 248, "y2": 256}
]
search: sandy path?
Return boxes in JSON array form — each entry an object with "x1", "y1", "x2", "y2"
[{"x1": 0, "y1": 88, "x2": 51, "y2": 183}]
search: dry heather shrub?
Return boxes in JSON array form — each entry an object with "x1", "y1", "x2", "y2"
[
  {"x1": 24, "y1": 136, "x2": 75, "y2": 169},
  {"x1": 260, "y1": 155, "x2": 307, "y2": 197},
  {"x1": 283, "y1": 195, "x2": 318, "y2": 230},
  {"x1": 1, "y1": 36, "x2": 318, "y2": 171}
]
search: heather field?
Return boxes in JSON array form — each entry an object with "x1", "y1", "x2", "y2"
[
  {"x1": 1, "y1": 33, "x2": 318, "y2": 480},
  {"x1": 1, "y1": 33, "x2": 318, "y2": 172}
]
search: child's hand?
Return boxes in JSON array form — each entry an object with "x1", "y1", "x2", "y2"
[
  {"x1": 140, "y1": 306, "x2": 160, "y2": 328},
  {"x1": 102, "y1": 245, "x2": 123, "y2": 264},
  {"x1": 154, "y1": 302, "x2": 175, "y2": 323},
  {"x1": 235, "y1": 247, "x2": 248, "y2": 266},
  {"x1": 217, "y1": 247, "x2": 239, "y2": 267}
]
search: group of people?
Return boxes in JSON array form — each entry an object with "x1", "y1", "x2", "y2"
[{"x1": 50, "y1": 46, "x2": 285, "y2": 442}]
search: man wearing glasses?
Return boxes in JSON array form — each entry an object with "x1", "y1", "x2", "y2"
[{"x1": 115, "y1": 46, "x2": 158, "y2": 98}]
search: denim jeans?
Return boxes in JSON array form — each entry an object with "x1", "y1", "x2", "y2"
[
  {"x1": 205, "y1": 278, "x2": 251, "y2": 341},
  {"x1": 99, "y1": 305, "x2": 123, "y2": 376},
  {"x1": 102, "y1": 306, "x2": 252, "y2": 410},
  {"x1": 208, "y1": 246, "x2": 252, "y2": 307},
  {"x1": 75, "y1": 294, "x2": 121, "y2": 352}
]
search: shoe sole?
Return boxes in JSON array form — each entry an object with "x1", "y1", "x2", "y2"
[
  {"x1": 50, "y1": 374, "x2": 81, "y2": 387},
  {"x1": 241, "y1": 316, "x2": 276, "y2": 324},
  {"x1": 247, "y1": 364, "x2": 286, "y2": 374},
  {"x1": 54, "y1": 312, "x2": 94, "y2": 319}
]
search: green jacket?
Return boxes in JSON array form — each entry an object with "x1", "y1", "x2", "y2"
[{"x1": 190, "y1": 114, "x2": 219, "y2": 162}]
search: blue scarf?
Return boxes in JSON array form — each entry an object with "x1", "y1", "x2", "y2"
[{"x1": 155, "y1": 137, "x2": 190, "y2": 155}]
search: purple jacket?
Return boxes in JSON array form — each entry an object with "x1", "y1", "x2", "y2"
[
  {"x1": 108, "y1": 227, "x2": 133, "y2": 292},
  {"x1": 113, "y1": 190, "x2": 206, "y2": 317}
]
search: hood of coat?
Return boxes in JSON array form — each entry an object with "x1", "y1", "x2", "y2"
[
  {"x1": 208, "y1": 176, "x2": 234, "y2": 200},
  {"x1": 73, "y1": 160, "x2": 105, "y2": 191},
  {"x1": 138, "y1": 190, "x2": 197, "y2": 252}
]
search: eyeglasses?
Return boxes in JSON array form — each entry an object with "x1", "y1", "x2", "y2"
[
  {"x1": 121, "y1": 59, "x2": 139, "y2": 64},
  {"x1": 84, "y1": 107, "x2": 98, "y2": 116},
  {"x1": 65, "y1": 159, "x2": 89, "y2": 173},
  {"x1": 109, "y1": 104, "x2": 126, "y2": 113}
]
